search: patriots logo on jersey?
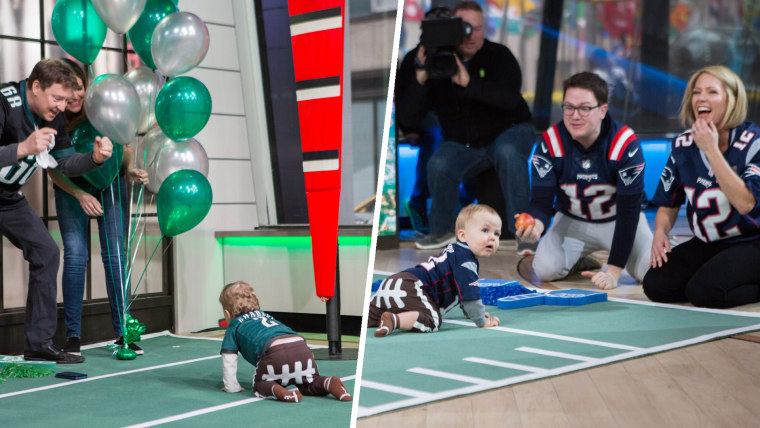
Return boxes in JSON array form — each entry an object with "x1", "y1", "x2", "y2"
[
  {"x1": 619, "y1": 163, "x2": 644, "y2": 186},
  {"x1": 532, "y1": 154, "x2": 553, "y2": 178},
  {"x1": 744, "y1": 164, "x2": 760, "y2": 178},
  {"x1": 660, "y1": 166, "x2": 675, "y2": 192}
]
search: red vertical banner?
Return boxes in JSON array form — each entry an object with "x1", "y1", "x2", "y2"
[{"x1": 288, "y1": 1, "x2": 345, "y2": 300}]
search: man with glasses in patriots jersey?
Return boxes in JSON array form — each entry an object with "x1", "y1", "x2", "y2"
[
  {"x1": 516, "y1": 72, "x2": 652, "y2": 290},
  {"x1": 644, "y1": 65, "x2": 760, "y2": 308}
]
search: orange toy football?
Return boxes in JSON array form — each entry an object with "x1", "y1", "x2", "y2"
[{"x1": 515, "y1": 213, "x2": 535, "y2": 230}]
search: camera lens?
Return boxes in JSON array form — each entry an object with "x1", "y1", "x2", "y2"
[{"x1": 463, "y1": 22, "x2": 473, "y2": 37}]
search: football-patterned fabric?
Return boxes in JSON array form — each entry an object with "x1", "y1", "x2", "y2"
[
  {"x1": 652, "y1": 121, "x2": 760, "y2": 243},
  {"x1": 220, "y1": 310, "x2": 298, "y2": 366},
  {"x1": 531, "y1": 115, "x2": 646, "y2": 223},
  {"x1": 0, "y1": 80, "x2": 74, "y2": 203},
  {"x1": 404, "y1": 241, "x2": 481, "y2": 314}
]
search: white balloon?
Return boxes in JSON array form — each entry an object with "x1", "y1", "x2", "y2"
[
  {"x1": 91, "y1": 0, "x2": 146, "y2": 34},
  {"x1": 84, "y1": 74, "x2": 140, "y2": 146},
  {"x1": 136, "y1": 127, "x2": 208, "y2": 193},
  {"x1": 151, "y1": 12, "x2": 210, "y2": 77},
  {"x1": 124, "y1": 67, "x2": 164, "y2": 134}
]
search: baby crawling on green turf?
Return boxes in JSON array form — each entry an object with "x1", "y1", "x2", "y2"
[
  {"x1": 368, "y1": 204, "x2": 502, "y2": 336},
  {"x1": 219, "y1": 281, "x2": 352, "y2": 403}
]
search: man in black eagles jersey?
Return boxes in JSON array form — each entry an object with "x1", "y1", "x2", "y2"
[{"x1": 0, "y1": 59, "x2": 113, "y2": 363}]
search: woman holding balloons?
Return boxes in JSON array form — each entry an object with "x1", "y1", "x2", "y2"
[{"x1": 49, "y1": 59, "x2": 149, "y2": 356}]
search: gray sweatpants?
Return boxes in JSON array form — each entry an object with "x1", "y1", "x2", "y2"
[{"x1": 532, "y1": 212, "x2": 652, "y2": 282}]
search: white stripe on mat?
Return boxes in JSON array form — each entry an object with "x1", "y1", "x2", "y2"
[
  {"x1": 125, "y1": 375, "x2": 356, "y2": 427},
  {"x1": 463, "y1": 356, "x2": 548, "y2": 374},
  {"x1": 0, "y1": 355, "x2": 220, "y2": 399},
  {"x1": 515, "y1": 346, "x2": 599, "y2": 363},
  {"x1": 443, "y1": 319, "x2": 643, "y2": 351},
  {"x1": 359, "y1": 379, "x2": 430, "y2": 398},
  {"x1": 407, "y1": 367, "x2": 489, "y2": 385}
]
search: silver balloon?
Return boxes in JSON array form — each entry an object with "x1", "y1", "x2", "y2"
[
  {"x1": 135, "y1": 126, "x2": 167, "y2": 193},
  {"x1": 151, "y1": 12, "x2": 210, "y2": 77},
  {"x1": 137, "y1": 127, "x2": 209, "y2": 193},
  {"x1": 84, "y1": 74, "x2": 140, "y2": 146},
  {"x1": 154, "y1": 138, "x2": 209, "y2": 189},
  {"x1": 91, "y1": 0, "x2": 146, "y2": 34},
  {"x1": 124, "y1": 67, "x2": 164, "y2": 134}
]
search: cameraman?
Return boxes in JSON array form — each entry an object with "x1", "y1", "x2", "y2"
[{"x1": 396, "y1": 1, "x2": 536, "y2": 253}]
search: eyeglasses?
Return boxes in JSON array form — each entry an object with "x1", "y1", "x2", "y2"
[{"x1": 562, "y1": 104, "x2": 601, "y2": 117}]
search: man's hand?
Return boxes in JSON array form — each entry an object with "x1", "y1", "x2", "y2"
[
  {"x1": 451, "y1": 54, "x2": 470, "y2": 87},
  {"x1": 581, "y1": 270, "x2": 619, "y2": 290},
  {"x1": 415, "y1": 46, "x2": 429, "y2": 86},
  {"x1": 515, "y1": 215, "x2": 544, "y2": 243},
  {"x1": 18, "y1": 127, "x2": 56, "y2": 159},
  {"x1": 127, "y1": 167, "x2": 149, "y2": 184},
  {"x1": 92, "y1": 136, "x2": 113, "y2": 164}
]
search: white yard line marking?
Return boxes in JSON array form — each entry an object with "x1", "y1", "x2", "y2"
[
  {"x1": 463, "y1": 356, "x2": 548, "y2": 374},
  {"x1": 124, "y1": 375, "x2": 356, "y2": 427},
  {"x1": 359, "y1": 380, "x2": 430, "y2": 398},
  {"x1": 407, "y1": 367, "x2": 489, "y2": 385},
  {"x1": 515, "y1": 346, "x2": 599, "y2": 363},
  {"x1": 0, "y1": 355, "x2": 220, "y2": 399},
  {"x1": 443, "y1": 319, "x2": 643, "y2": 351}
]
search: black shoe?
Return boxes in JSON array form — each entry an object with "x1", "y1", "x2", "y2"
[
  {"x1": 25, "y1": 344, "x2": 85, "y2": 364},
  {"x1": 115, "y1": 336, "x2": 144, "y2": 355},
  {"x1": 63, "y1": 337, "x2": 81, "y2": 355}
]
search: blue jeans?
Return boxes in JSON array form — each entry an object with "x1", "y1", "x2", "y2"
[
  {"x1": 427, "y1": 122, "x2": 536, "y2": 235},
  {"x1": 55, "y1": 177, "x2": 130, "y2": 339}
]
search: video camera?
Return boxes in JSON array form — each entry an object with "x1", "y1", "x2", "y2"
[{"x1": 420, "y1": 12, "x2": 473, "y2": 79}]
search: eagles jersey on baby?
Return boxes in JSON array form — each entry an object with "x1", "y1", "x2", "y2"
[
  {"x1": 0, "y1": 80, "x2": 74, "y2": 203},
  {"x1": 653, "y1": 121, "x2": 760, "y2": 243},
  {"x1": 405, "y1": 241, "x2": 481, "y2": 314},
  {"x1": 220, "y1": 310, "x2": 297, "y2": 366},
  {"x1": 532, "y1": 115, "x2": 646, "y2": 223}
]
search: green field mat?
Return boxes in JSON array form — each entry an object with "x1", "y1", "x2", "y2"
[
  {"x1": 0, "y1": 333, "x2": 356, "y2": 427},
  {"x1": 357, "y1": 297, "x2": 760, "y2": 417}
]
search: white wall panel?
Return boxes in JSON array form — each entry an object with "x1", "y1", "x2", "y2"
[
  {"x1": 198, "y1": 204, "x2": 259, "y2": 232},
  {"x1": 208, "y1": 159, "x2": 255, "y2": 204},
  {"x1": 196, "y1": 115, "x2": 250, "y2": 159},
  {"x1": 200, "y1": 25, "x2": 240, "y2": 71},
  {"x1": 177, "y1": 0, "x2": 234, "y2": 26},
  {"x1": 184, "y1": 68, "x2": 245, "y2": 116}
]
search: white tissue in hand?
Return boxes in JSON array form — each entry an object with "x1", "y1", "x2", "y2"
[{"x1": 36, "y1": 134, "x2": 57, "y2": 169}]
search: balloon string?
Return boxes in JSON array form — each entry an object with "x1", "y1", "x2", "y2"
[
  {"x1": 126, "y1": 235, "x2": 172, "y2": 312},
  {"x1": 125, "y1": 188, "x2": 149, "y2": 291}
]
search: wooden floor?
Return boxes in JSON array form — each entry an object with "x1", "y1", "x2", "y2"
[{"x1": 359, "y1": 237, "x2": 760, "y2": 428}]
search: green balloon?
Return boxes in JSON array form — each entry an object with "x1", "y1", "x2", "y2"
[
  {"x1": 155, "y1": 77, "x2": 211, "y2": 141},
  {"x1": 156, "y1": 169, "x2": 212, "y2": 237},
  {"x1": 126, "y1": 0, "x2": 178, "y2": 70},
  {"x1": 51, "y1": 0, "x2": 107, "y2": 65},
  {"x1": 70, "y1": 120, "x2": 125, "y2": 189}
]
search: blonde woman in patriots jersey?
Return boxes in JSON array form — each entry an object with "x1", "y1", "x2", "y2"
[{"x1": 644, "y1": 65, "x2": 760, "y2": 308}]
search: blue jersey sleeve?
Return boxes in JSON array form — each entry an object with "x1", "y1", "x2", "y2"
[
  {"x1": 740, "y1": 134, "x2": 760, "y2": 217},
  {"x1": 652, "y1": 142, "x2": 684, "y2": 208},
  {"x1": 454, "y1": 259, "x2": 481, "y2": 301},
  {"x1": 614, "y1": 138, "x2": 646, "y2": 196}
]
